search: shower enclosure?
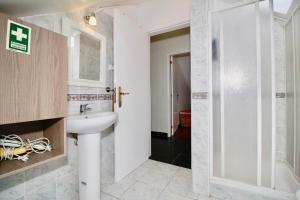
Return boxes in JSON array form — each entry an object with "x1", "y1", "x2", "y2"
[
  {"x1": 210, "y1": 0, "x2": 300, "y2": 197},
  {"x1": 285, "y1": 2, "x2": 300, "y2": 191},
  {"x1": 210, "y1": 0, "x2": 274, "y2": 188}
]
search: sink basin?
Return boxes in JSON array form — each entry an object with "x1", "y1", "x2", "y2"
[
  {"x1": 66, "y1": 111, "x2": 118, "y2": 200},
  {"x1": 67, "y1": 112, "x2": 118, "y2": 134}
]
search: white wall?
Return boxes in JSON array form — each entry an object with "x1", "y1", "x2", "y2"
[
  {"x1": 117, "y1": 0, "x2": 191, "y2": 33},
  {"x1": 211, "y1": 0, "x2": 245, "y2": 9},
  {"x1": 151, "y1": 34, "x2": 190, "y2": 135},
  {"x1": 137, "y1": 0, "x2": 191, "y2": 33}
]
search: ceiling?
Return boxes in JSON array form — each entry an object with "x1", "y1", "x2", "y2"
[
  {"x1": 0, "y1": 0, "x2": 295, "y2": 18},
  {"x1": 274, "y1": 0, "x2": 294, "y2": 14},
  {"x1": 0, "y1": 0, "x2": 144, "y2": 16}
]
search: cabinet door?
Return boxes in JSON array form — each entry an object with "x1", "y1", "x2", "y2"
[{"x1": 0, "y1": 13, "x2": 67, "y2": 124}]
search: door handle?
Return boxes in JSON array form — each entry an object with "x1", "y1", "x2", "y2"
[{"x1": 118, "y1": 86, "x2": 130, "y2": 108}]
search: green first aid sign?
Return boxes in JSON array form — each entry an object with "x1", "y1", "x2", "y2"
[{"x1": 6, "y1": 20, "x2": 31, "y2": 55}]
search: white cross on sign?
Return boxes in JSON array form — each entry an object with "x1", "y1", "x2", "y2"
[{"x1": 11, "y1": 27, "x2": 27, "y2": 41}]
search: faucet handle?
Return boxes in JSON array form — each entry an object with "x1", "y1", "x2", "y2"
[
  {"x1": 80, "y1": 103, "x2": 92, "y2": 113},
  {"x1": 80, "y1": 103, "x2": 88, "y2": 109},
  {"x1": 85, "y1": 104, "x2": 92, "y2": 110}
]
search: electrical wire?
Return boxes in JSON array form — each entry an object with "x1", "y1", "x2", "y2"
[{"x1": 0, "y1": 134, "x2": 52, "y2": 162}]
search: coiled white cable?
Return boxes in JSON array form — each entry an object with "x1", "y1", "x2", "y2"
[
  {"x1": 0, "y1": 134, "x2": 52, "y2": 162},
  {"x1": 25, "y1": 137, "x2": 52, "y2": 154},
  {"x1": 0, "y1": 134, "x2": 24, "y2": 147}
]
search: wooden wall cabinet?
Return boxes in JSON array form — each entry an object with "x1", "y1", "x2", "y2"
[
  {"x1": 0, "y1": 13, "x2": 67, "y2": 124},
  {"x1": 0, "y1": 13, "x2": 68, "y2": 178}
]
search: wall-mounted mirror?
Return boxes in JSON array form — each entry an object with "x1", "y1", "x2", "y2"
[{"x1": 62, "y1": 17, "x2": 107, "y2": 87}]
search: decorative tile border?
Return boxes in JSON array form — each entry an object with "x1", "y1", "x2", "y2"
[
  {"x1": 68, "y1": 94, "x2": 112, "y2": 101},
  {"x1": 191, "y1": 92, "x2": 286, "y2": 99},
  {"x1": 192, "y1": 92, "x2": 208, "y2": 99},
  {"x1": 68, "y1": 92, "x2": 285, "y2": 101},
  {"x1": 276, "y1": 92, "x2": 285, "y2": 98}
]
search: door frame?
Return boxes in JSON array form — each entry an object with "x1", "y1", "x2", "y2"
[
  {"x1": 169, "y1": 52, "x2": 191, "y2": 136},
  {"x1": 149, "y1": 22, "x2": 191, "y2": 138}
]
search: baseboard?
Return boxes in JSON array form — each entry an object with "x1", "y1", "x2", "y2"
[{"x1": 151, "y1": 131, "x2": 168, "y2": 139}]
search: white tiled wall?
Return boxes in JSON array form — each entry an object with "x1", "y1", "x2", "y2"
[{"x1": 191, "y1": 0, "x2": 210, "y2": 196}]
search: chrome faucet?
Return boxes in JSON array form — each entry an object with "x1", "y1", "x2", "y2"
[{"x1": 80, "y1": 104, "x2": 92, "y2": 114}]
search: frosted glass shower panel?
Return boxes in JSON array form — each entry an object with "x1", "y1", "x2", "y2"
[
  {"x1": 294, "y1": 7, "x2": 300, "y2": 179},
  {"x1": 259, "y1": 1, "x2": 273, "y2": 188},
  {"x1": 212, "y1": 4, "x2": 258, "y2": 185},
  {"x1": 212, "y1": 12, "x2": 222, "y2": 178},
  {"x1": 285, "y1": 19, "x2": 295, "y2": 169},
  {"x1": 212, "y1": 1, "x2": 274, "y2": 186}
]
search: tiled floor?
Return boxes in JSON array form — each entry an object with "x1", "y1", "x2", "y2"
[
  {"x1": 100, "y1": 160, "x2": 217, "y2": 200},
  {"x1": 150, "y1": 126, "x2": 191, "y2": 168}
]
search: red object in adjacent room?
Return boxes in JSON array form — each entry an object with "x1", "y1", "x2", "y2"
[{"x1": 179, "y1": 109, "x2": 191, "y2": 128}]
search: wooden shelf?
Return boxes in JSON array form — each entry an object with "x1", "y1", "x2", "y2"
[{"x1": 0, "y1": 118, "x2": 66, "y2": 178}]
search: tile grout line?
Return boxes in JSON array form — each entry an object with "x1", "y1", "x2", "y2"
[
  {"x1": 155, "y1": 167, "x2": 182, "y2": 200},
  {"x1": 14, "y1": 172, "x2": 26, "y2": 200},
  {"x1": 23, "y1": 172, "x2": 27, "y2": 200},
  {"x1": 101, "y1": 191, "x2": 121, "y2": 200},
  {"x1": 107, "y1": 162, "x2": 157, "y2": 199},
  {"x1": 161, "y1": 167, "x2": 199, "y2": 200},
  {"x1": 118, "y1": 179, "x2": 139, "y2": 199}
]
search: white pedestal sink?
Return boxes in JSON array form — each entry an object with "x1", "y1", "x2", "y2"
[{"x1": 67, "y1": 112, "x2": 118, "y2": 200}]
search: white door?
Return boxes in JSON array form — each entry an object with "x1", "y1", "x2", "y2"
[
  {"x1": 170, "y1": 56, "x2": 178, "y2": 135},
  {"x1": 114, "y1": 9, "x2": 151, "y2": 182},
  {"x1": 171, "y1": 53, "x2": 191, "y2": 135}
]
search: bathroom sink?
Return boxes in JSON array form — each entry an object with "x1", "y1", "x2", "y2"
[
  {"x1": 67, "y1": 111, "x2": 118, "y2": 200},
  {"x1": 67, "y1": 112, "x2": 118, "y2": 134}
]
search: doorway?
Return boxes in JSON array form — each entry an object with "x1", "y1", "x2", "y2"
[
  {"x1": 149, "y1": 27, "x2": 191, "y2": 168},
  {"x1": 171, "y1": 52, "x2": 191, "y2": 136}
]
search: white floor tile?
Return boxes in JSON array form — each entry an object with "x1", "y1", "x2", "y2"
[
  {"x1": 137, "y1": 162, "x2": 180, "y2": 191},
  {"x1": 102, "y1": 160, "x2": 206, "y2": 200},
  {"x1": 141, "y1": 159, "x2": 160, "y2": 169},
  {"x1": 101, "y1": 175, "x2": 136, "y2": 198},
  {"x1": 158, "y1": 192, "x2": 194, "y2": 200},
  {"x1": 198, "y1": 195, "x2": 219, "y2": 200},
  {"x1": 120, "y1": 181, "x2": 162, "y2": 200},
  {"x1": 101, "y1": 192, "x2": 119, "y2": 200},
  {"x1": 126, "y1": 162, "x2": 152, "y2": 181},
  {"x1": 164, "y1": 168, "x2": 199, "y2": 199}
]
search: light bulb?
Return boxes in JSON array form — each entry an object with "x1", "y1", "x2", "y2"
[
  {"x1": 89, "y1": 15, "x2": 97, "y2": 26},
  {"x1": 84, "y1": 13, "x2": 97, "y2": 26}
]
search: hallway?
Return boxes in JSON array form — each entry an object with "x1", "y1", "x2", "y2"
[{"x1": 150, "y1": 126, "x2": 191, "y2": 169}]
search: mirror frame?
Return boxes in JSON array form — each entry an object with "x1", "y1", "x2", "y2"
[{"x1": 62, "y1": 17, "x2": 107, "y2": 88}]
